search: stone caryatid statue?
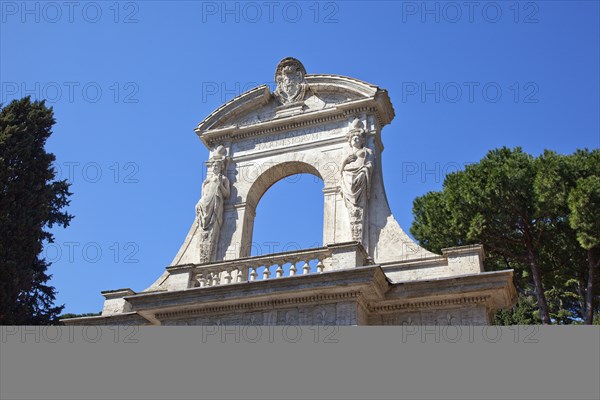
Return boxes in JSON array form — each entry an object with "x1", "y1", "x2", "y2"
[
  {"x1": 341, "y1": 118, "x2": 374, "y2": 242},
  {"x1": 196, "y1": 145, "x2": 230, "y2": 263}
]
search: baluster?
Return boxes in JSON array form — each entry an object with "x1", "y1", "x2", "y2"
[
  {"x1": 224, "y1": 269, "x2": 233, "y2": 284},
  {"x1": 198, "y1": 272, "x2": 207, "y2": 288},
  {"x1": 275, "y1": 264, "x2": 284, "y2": 278},
  {"x1": 211, "y1": 272, "x2": 220, "y2": 286},
  {"x1": 289, "y1": 261, "x2": 297, "y2": 276},
  {"x1": 249, "y1": 266, "x2": 258, "y2": 281},
  {"x1": 302, "y1": 260, "x2": 311, "y2": 275},
  {"x1": 263, "y1": 264, "x2": 271, "y2": 280},
  {"x1": 316, "y1": 260, "x2": 324, "y2": 273},
  {"x1": 236, "y1": 268, "x2": 244, "y2": 283}
]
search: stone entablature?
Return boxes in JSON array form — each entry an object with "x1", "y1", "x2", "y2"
[
  {"x1": 67, "y1": 259, "x2": 515, "y2": 326},
  {"x1": 63, "y1": 58, "x2": 517, "y2": 326},
  {"x1": 66, "y1": 242, "x2": 516, "y2": 326}
]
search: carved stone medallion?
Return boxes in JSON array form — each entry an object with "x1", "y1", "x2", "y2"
[{"x1": 273, "y1": 57, "x2": 308, "y2": 105}]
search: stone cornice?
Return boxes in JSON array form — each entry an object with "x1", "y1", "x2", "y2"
[
  {"x1": 65, "y1": 269, "x2": 515, "y2": 325},
  {"x1": 379, "y1": 255, "x2": 448, "y2": 271},
  {"x1": 442, "y1": 244, "x2": 486, "y2": 260},
  {"x1": 194, "y1": 74, "x2": 395, "y2": 150},
  {"x1": 370, "y1": 295, "x2": 491, "y2": 313},
  {"x1": 384, "y1": 270, "x2": 517, "y2": 311},
  {"x1": 101, "y1": 288, "x2": 136, "y2": 299},
  {"x1": 195, "y1": 85, "x2": 270, "y2": 134},
  {"x1": 61, "y1": 312, "x2": 151, "y2": 326},
  {"x1": 306, "y1": 74, "x2": 379, "y2": 96},
  {"x1": 198, "y1": 102, "x2": 381, "y2": 148},
  {"x1": 124, "y1": 265, "x2": 390, "y2": 316},
  {"x1": 155, "y1": 291, "x2": 362, "y2": 321}
]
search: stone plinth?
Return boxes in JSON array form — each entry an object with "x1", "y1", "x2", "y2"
[{"x1": 64, "y1": 244, "x2": 516, "y2": 326}]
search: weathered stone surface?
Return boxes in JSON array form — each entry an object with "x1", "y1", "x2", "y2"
[
  {"x1": 168, "y1": 57, "x2": 427, "y2": 267},
  {"x1": 62, "y1": 58, "x2": 517, "y2": 326},
  {"x1": 101, "y1": 288, "x2": 135, "y2": 315},
  {"x1": 65, "y1": 264, "x2": 515, "y2": 326}
]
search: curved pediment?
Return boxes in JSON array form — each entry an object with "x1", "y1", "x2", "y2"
[{"x1": 195, "y1": 58, "x2": 395, "y2": 148}]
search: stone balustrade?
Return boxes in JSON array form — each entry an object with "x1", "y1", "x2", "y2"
[
  {"x1": 159, "y1": 241, "x2": 370, "y2": 292},
  {"x1": 193, "y1": 246, "x2": 332, "y2": 288}
]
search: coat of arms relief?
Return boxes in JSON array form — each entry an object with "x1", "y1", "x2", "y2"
[{"x1": 273, "y1": 57, "x2": 309, "y2": 107}]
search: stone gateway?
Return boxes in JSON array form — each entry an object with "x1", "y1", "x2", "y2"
[{"x1": 63, "y1": 58, "x2": 516, "y2": 326}]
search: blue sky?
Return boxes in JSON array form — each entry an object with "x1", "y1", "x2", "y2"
[{"x1": 1, "y1": 1, "x2": 599, "y2": 314}]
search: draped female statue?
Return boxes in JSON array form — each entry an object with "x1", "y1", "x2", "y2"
[
  {"x1": 197, "y1": 159, "x2": 230, "y2": 230},
  {"x1": 196, "y1": 145, "x2": 230, "y2": 263},
  {"x1": 341, "y1": 118, "x2": 374, "y2": 209},
  {"x1": 341, "y1": 118, "x2": 374, "y2": 241}
]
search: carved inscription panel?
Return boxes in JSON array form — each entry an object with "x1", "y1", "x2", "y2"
[{"x1": 231, "y1": 122, "x2": 345, "y2": 156}]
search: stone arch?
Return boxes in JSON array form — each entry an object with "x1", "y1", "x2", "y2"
[
  {"x1": 71, "y1": 58, "x2": 517, "y2": 328},
  {"x1": 168, "y1": 57, "x2": 436, "y2": 268},
  {"x1": 241, "y1": 160, "x2": 324, "y2": 258},
  {"x1": 245, "y1": 160, "x2": 322, "y2": 210}
]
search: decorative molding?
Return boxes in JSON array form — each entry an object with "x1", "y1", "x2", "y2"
[
  {"x1": 370, "y1": 295, "x2": 491, "y2": 314},
  {"x1": 155, "y1": 291, "x2": 362, "y2": 320},
  {"x1": 202, "y1": 105, "x2": 381, "y2": 148},
  {"x1": 101, "y1": 288, "x2": 136, "y2": 299},
  {"x1": 195, "y1": 70, "x2": 394, "y2": 144},
  {"x1": 322, "y1": 186, "x2": 341, "y2": 195},
  {"x1": 442, "y1": 244, "x2": 485, "y2": 260},
  {"x1": 196, "y1": 85, "x2": 271, "y2": 133}
]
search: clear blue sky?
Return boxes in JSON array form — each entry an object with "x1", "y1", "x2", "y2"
[{"x1": 1, "y1": 1, "x2": 599, "y2": 314}]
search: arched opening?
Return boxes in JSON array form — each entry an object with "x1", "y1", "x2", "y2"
[
  {"x1": 242, "y1": 161, "x2": 325, "y2": 276},
  {"x1": 251, "y1": 173, "x2": 324, "y2": 256}
]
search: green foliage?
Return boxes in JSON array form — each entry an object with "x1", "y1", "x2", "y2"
[
  {"x1": 59, "y1": 312, "x2": 101, "y2": 320},
  {"x1": 411, "y1": 147, "x2": 600, "y2": 324},
  {"x1": 545, "y1": 280, "x2": 582, "y2": 324},
  {"x1": 411, "y1": 191, "x2": 463, "y2": 253},
  {"x1": 0, "y1": 97, "x2": 73, "y2": 325},
  {"x1": 494, "y1": 294, "x2": 541, "y2": 325},
  {"x1": 568, "y1": 176, "x2": 600, "y2": 250}
]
